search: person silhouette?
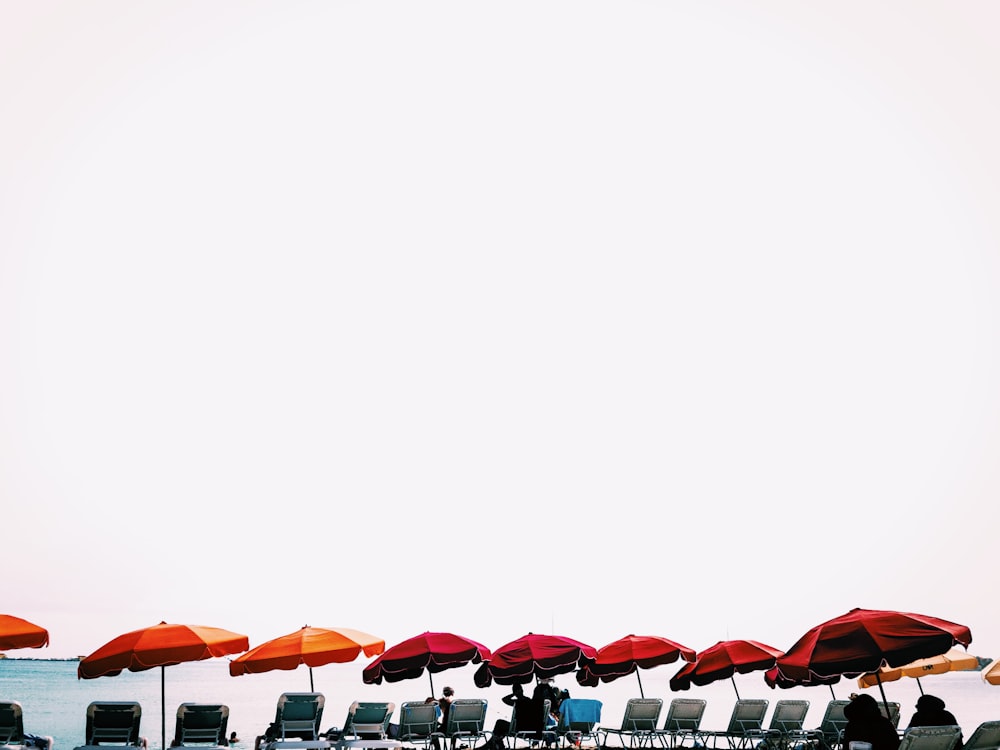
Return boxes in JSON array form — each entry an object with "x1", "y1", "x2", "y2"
[
  {"x1": 907, "y1": 695, "x2": 962, "y2": 749},
  {"x1": 843, "y1": 694, "x2": 901, "y2": 750}
]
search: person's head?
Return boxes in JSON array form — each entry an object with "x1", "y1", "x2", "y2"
[
  {"x1": 512, "y1": 683, "x2": 524, "y2": 697},
  {"x1": 916, "y1": 695, "x2": 946, "y2": 712},
  {"x1": 443, "y1": 687, "x2": 454, "y2": 698},
  {"x1": 848, "y1": 693, "x2": 881, "y2": 719}
]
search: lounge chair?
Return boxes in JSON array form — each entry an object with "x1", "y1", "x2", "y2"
[
  {"x1": 341, "y1": 703, "x2": 396, "y2": 741},
  {"x1": 511, "y1": 699, "x2": 552, "y2": 749},
  {"x1": 896, "y1": 727, "x2": 963, "y2": 750},
  {"x1": 74, "y1": 702, "x2": 146, "y2": 750},
  {"x1": 434, "y1": 699, "x2": 488, "y2": 750},
  {"x1": 963, "y1": 721, "x2": 1000, "y2": 750},
  {"x1": 786, "y1": 700, "x2": 849, "y2": 750},
  {"x1": 701, "y1": 699, "x2": 768, "y2": 750},
  {"x1": 171, "y1": 704, "x2": 229, "y2": 749},
  {"x1": 603, "y1": 699, "x2": 663, "y2": 749},
  {"x1": 397, "y1": 703, "x2": 439, "y2": 750},
  {"x1": 555, "y1": 699, "x2": 602, "y2": 749},
  {"x1": 745, "y1": 701, "x2": 809, "y2": 750},
  {"x1": 654, "y1": 699, "x2": 706, "y2": 749},
  {"x1": 257, "y1": 694, "x2": 328, "y2": 750},
  {"x1": 879, "y1": 704, "x2": 901, "y2": 729},
  {"x1": 0, "y1": 701, "x2": 53, "y2": 750}
]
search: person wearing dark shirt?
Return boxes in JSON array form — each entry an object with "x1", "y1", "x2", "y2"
[
  {"x1": 907, "y1": 695, "x2": 962, "y2": 749},
  {"x1": 842, "y1": 694, "x2": 901, "y2": 750}
]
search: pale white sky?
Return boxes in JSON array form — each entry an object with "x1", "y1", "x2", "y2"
[{"x1": 2, "y1": 1, "x2": 999, "y2": 665}]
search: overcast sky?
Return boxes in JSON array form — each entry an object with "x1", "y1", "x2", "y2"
[{"x1": 2, "y1": 1, "x2": 999, "y2": 663}]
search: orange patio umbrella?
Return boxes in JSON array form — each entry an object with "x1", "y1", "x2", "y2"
[
  {"x1": 0, "y1": 614, "x2": 49, "y2": 651},
  {"x1": 79, "y1": 621, "x2": 250, "y2": 750},
  {"x1": 230, "y1": 625, "x2": 385, "y2": 691},
  {"x1": 857, "y1": 648, "x2": 980, "y2": 694},
  {"x1": 982, "y1": 660, "x2": 1000, "y2": 686}
]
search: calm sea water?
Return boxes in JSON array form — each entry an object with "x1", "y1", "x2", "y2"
[{"x1": 2, "y1": 660, "x2": 997, "y2": 750}]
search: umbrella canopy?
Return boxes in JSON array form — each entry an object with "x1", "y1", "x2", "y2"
[
  {"x1": 857, "y1": 648, "x2": 980, "y2": 693},
  {"x1": 79, "y1": 621, "x2": 249, "y2": 750},
  {"x1": 362, "y1": 631, "x2": 491, "y2": 697},
  {"x1": 0, "y1": 615, "x2": 49, "y2": 651},
  {"x1": 669, "y1": 640, "x2": 784, "y2": 699},
  {"x1": 764, "y1": 665, "x2": 840, "y2": 698},
  {"x1": 981, "y1": 660, "x2": 1000, "y2": 686},
  {"x1": 774, "y1": 608, "x2": 972, "y2": 707},
  {"x1": 230, "y1": 625, "x2": 384, "y2": 691},
  {"x1": 474, "y1": 633, "x2": 597, "y2": 687},
  {"x1": 577, "y1": 634, "x2": 696, "y2": 698}
]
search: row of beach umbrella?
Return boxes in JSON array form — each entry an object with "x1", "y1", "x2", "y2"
[{"x1": 1, "y1": 609, "x2": 993, "y2": 750}]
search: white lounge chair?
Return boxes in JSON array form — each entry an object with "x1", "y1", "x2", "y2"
[
  {"x1": 897, "y1": 727, "x2": 963, "y2": 750},
  {"x1": 73, "y1": 702, "x2": 146, "y2": 750},
  {"x1": 172, "y1": 704, "x2": 229, "y2": 750},
  {"x1": 603, "y1": 699, "x2": 662, "y2": 749},
  {"x1": 0, "y1": 701, "x2": 53, "y2": 750}
]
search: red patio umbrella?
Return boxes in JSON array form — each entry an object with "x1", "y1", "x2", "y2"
[
  {"x1": 669, "y1": 640, "x2": 784, "y2": 699},
  {"x1": 576, "y1": 634, "x2": 696, "y2": 697},
  {"x1": 362, "y1": 631, "x2": 491, "y2": 697},
  {"x1": 0, "y1": 615, "x2": 49, "y2": 651},
  {"x1": 79, "y1": 621, "x2": 249, "y2": 750},
  {"x1": 474, "y1": 633, "x2": 597, "y2": 687},
  {"x1": 764, "y1": 665, "x2": 840, "y2": 698},
  {"x1": 774, "y1": 608, "x2": 973, "y2": 708},
  {"x1": 230, "y1": 625, "x2": 384, "y2": 691}
]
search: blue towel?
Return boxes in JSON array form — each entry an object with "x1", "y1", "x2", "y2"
[{"x1": 560, "y1": 700, "x2": 602, "y2": 727}]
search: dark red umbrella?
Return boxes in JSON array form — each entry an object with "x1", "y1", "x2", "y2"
[
  {"x1": 669, "y1": 640, "x2": 784, "y2": 699},
  {"x1": 764, "y1": 665, "x2": 840, "y2": 698},
  {"x1": 362, "y1": 631, "x2": 492, "y2": 697},
  {"x1": 474, "y1": 633, "x2": 597, "y2": 687},
  {"x1": 773, "y1": 608, "x2": 973, "y2": 708},
  {"x1": 577, "y1": 634, "x2": 696, "y2": 697}
]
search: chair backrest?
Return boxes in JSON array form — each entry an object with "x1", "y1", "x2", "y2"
[
  {"x1": 557, "y1": 699, "x2": 603, "y2": 733},
  {"x1": 879, "y1": 703, "x2": 901, "y2": 728},
  {"x1": 619, "y1": 699, "x2": 663, "y2": 732},
  {"x1": 662, "y1": 699, "x2": 707, "y2": 733},
  {"x1": 345, "y1": 702, "x2": 395, "y2": 739},
  {"x1": 513, "y1": 699, "x2": 551, "y2": 740},
  {"x1": 817, "y1": 700, "x2": 850, "y2": 744},
  {"x1": 964, "y1": 721, "x2": 1000, "y2": 750},
  {"x1": 174, "y1": 704, "x2": 229, "y2": 746},
  {"x1": 899, "y1": 727, "x2": 963, "y2": 750},
  {"x1": 769, "y1": 701, "x2": 809, "y2": 733},
  {"x1": 445, "y1": 699, "x2": 487, "y2": 736},
  {"x1": 276, "y1": 693, "x2": 325, "y2": 741},
  {"x1": 0, "y1": 701, "x2": 25, "y2": 745},
  {"x1": 398, "y1": 703, "x2": 439, "y2": 741},
  {"x1": 86, "y1": 702, "x2": 143, "y2": 746},
  {"x1": 725, "y1": 700, "x2": 769, "y2": 735}
]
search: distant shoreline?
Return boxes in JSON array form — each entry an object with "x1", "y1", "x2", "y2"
[{"x1": 0, "y1": 656, "x2": 82, "y2": 661}]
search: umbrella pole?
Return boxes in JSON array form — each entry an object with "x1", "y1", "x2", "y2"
[
  {"x1": 828, "y1": 685, "x2": 836, "y2": 700},
  {"x1": 636, "y1": 671, "x2": 645, "y2": 699},
  {"x1": 916, "y1": 677, "x2": 924, "y2": 696},
  {"x1": 429, "y1": 673, "x2": 435, "y2": 699},
  {"x1": 730, "y1": 676, "x2": 741, "y2": 700},
  {"x1": 875, "y1": 672, "x2": 889, "y2": 715},
  {"x1": 309, "y1": 667, "x2": 314, "y2": 692},
  {"x1": 161, "y1": 666, "x2": 166, "y2": 750}
]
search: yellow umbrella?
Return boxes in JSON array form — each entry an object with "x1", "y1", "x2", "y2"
[
  {"x1": 859, "y1": 648, "x2": 980, "y2": 693},
  {"x1": 982, "y1": 659, "x2": 1000, "y2": 686}
]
